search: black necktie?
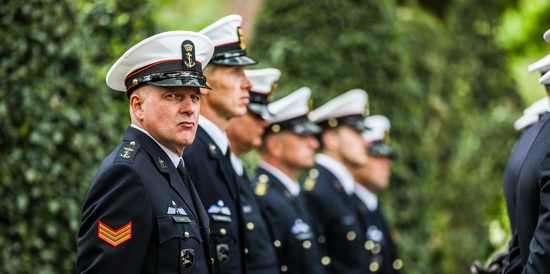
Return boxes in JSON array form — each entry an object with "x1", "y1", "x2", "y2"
[
  {"x1": 225, "y1": 146, "x2": 232, "y2": 161},
  {"x1": 177, "y1": 159, "x2": 191, "y2": 193}
]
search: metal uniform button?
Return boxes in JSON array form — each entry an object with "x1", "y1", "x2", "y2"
[
  {"x1": 274, "y1": 240, "x2": 281, "y2": 248},
  {"x1": 346, "y1": 231, "x2": 356, "y2": 241},
  {"x1": 302, "y1": 240, "x2": 312, "y2": 249},
  {"x1": 318, "y1": 235, "x2": 326, "y2": 244},
  {"x1": 246, "y1": 222, "x2": 255, "y2": 231},
  {"x1": 281, "y1": 265, "x2": 288, "y2": 272},
  {"x1": 211, "y1": 258, "x2": 214, "y2": 264},
  {"x1": 321, "y1": 256, "x2": 331, "y2": 266},
  {"x1": 372, "y1": 244, "x2": 381, "y2": 254},
  {"x1": 393, "y1": 259, "x2": 403, "y2": 270},
  {"x1": 183, "y1": 231, "x2": 190, "y2": 238},
  {"x1": 129, "y1": 141, "x2": 136, "y2": 146},
  {"x1": 369, "y1": 262, "x2": 380, "y2": 272},
  {"x1": 244, "y1": 248, "x2": 249, "y2": 255},
  {"x1": 365, "y1": 240, "x2": 374, "y2": 250},
  {"x1": 220, "y1": 228, "x2": 227, "y2": 236},
  {"x1": 259, "y1": 174, "x2": 269, "y2": 183}
]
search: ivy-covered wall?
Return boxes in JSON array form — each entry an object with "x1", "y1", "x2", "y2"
[
  {"x1": 249, "y1": 0, "x2": 520, "y2": 272},
  {"x1": 0, "y1": 0, "x2": 157, "y2": 272}
]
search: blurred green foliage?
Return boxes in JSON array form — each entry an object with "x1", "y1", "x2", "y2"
[
  {"x1": 3, "y1": 0, "x2": 550, "y2": 273},
  {"x1": 0, "y1": 0, "x2": 157, "y2": 272},
  {"x1": 248, "y1": 0, "x2": 524, "y2": 272}
]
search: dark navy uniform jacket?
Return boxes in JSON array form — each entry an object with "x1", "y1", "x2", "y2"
[
  {"x1": 503, "y1": 112, "x2": 550, "y2": 232},
  {"x1": 183, "y1": 126, "x2": 246, "y2": 274},
  {"x1": 504, "y1": 113, "x2": 550, "y2": 273},
  {"x1": 252, "y1": 166, "x2": 327, "y2": 274},
  {"x1": 238, "y1": 171, "x2": 279, "y2": 274},
  {"x1": 77, "y1": 126, "x2": 213, "y2": 274},
  {"x1": 351, "y1": 194, "x2": 401, "y2": 274},
  {"x1": 303, "y1": 163, "x2": 369, "y2": 274}
]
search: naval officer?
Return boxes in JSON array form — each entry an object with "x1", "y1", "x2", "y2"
[
  {"x1": 303, "y1": 89, "x2": 371, "y2": 274},
  {"x1": 183, "y1": 14, "x2": 258, "y2": 274},
  {"x1": 351, "y1": 115, "x2": 403, "y2": 273},
  {"x1": 504, "y1": 31, "x2": 550, "y2": 272},
  {"x1": 226, "y1": 68, "x2": 281, "y2": 274},
  {"x1": 252, "y1": 87, "x2": 328, "y2": 274},
  {"x1": 77, "y1": 31, "x2": 215, "y2": 273}
]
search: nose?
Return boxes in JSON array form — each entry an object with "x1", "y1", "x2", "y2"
[
  {"x1": 181, "y1": 95, "x2": 197, "y2": 115},
  {"x1": 259, "y1": 118, "x2": 269, "y2": 128},
  {"x1": 242, "y1": 74, "x2": 253, "y2": 91},
  {"x1": 308, "y1": 135, "x2": 319, "y2": 149}
]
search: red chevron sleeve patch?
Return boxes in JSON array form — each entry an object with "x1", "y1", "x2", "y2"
[{"x1": 97, "y1": 221, "x2": 132, "y2": 247}]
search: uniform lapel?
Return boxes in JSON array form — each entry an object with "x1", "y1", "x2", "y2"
[
  {"x1": 197, "y1": 127, "x2": 239, "y2": 200},
  {"x1": 123, "y1": 127, "x2": 198, "y2": 218}
]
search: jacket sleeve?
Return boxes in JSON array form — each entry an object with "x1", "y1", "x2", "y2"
[
  {"x1": 76, "y1": 163, "x2": 153, "y2": 273},
  {"x1": 502, "y1": 234, "x2": 522, "y2": 274},
  {"x1": 522, "y1": 155, "x2": 550, "y2": 273}
]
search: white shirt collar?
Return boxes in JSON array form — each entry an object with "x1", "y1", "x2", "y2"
[
  {"x1": 315, "y1": 153, "x2": 355, "y2": 195},
  {"x1": 259, "y1": 161, "x2": 300, "y2": 196},
  {"x1": 230, "y1": 153, "x2": 244, "y2": 176},
  {"x1": 354, "y1": 183, "x2": 378, "y2": 211},
  {"x1": 131, "y1": 124, "x2": 182, "y2": 168},
  {"x1": 199, "y1": 115, "x2": 229, "y2": 155}
]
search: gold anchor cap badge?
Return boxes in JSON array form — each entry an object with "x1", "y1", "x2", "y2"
[{"x1": 182, "y1": 41, "x2": 196, "y2": 68}]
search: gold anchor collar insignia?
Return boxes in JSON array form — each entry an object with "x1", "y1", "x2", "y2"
[{"x1": 115, "y1": 141, "x2": 140, "y2": 162}]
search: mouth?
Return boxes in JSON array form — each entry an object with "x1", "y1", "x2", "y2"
[
  {"x1": 241, "y1": 96, "x2": 250, "y2": 104},
  {"x1": 179, "y1": 121, "x2": 195, "y2": 128}
]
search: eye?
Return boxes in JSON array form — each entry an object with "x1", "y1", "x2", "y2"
[{"x1": 190, "y1": 94, "x2": 200, "y2": 101}]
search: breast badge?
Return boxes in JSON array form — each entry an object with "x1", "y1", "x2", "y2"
[
  {"x1": 291, "y1": 218, "x2": 313, "y2": 241},
  {"x1": 208, "y1": 200, "x2": 232, "y2": 222},
  {"x1": 167, "y1": 200, "x2": 187, "y2": 215},
  {"x1": 216, "y1": 244, "x2": 230, "y2": 263},
  {"x1": 180, "y1": 249, "x2": 195, "y2": 269}
]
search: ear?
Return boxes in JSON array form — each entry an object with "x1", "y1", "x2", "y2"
[
  {"x1": 200, "y1": 87, "x2": 211, "y2": 96},
  {"x1": 265, "y1": 134, "x2": 284, "y2": 158},
  {"x1": 321, "y1": 130, "x2": 339, "y2": 151},
  {"x1": 130, "y1": 93, "x2": 145, "y2": 121}
]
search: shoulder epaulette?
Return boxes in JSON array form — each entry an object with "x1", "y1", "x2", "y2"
[
  {"x1": 254, "y1": 174, "x2": 269, "y2": 196},
  {"x1": 303, "y1": 168, "x2": 319, "y2": 191},
  {"x1": 114, "y1": 141, "x2": 140, "y2": 163}
]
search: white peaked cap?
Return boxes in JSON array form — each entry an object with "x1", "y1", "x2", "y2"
[
  {"x1": 539, "y1": 69, "x2": 550, "y2": 85},
  {"x1": 199, "y1": 14, "x2": 257, "y2": 65},
  {"x1": 514, "y1": 97, "x2": 550, "y2": 131},
  {"x1": 245, "y1": 68, "x2": 281, "y2": 94},
  {"x1": 363, "y1": 115, "x2": 391, "y2": 142},
  {"x1": 267, "y1": 87, "x2": 311, "y2": 124},
  {"x1": 308, "y1": 89, "x2": 368, "y2": 123},
  {"x1": 528, "y1": 53, "x2": 550, "y2": 73},
  {"x1": 106, "y1": 31, "x2": 214, "y2": 92},
  {"x1": 200, "y1": 14, "x2": 243, "y2": 47},
  {"x1": 544, "y1": 29, "x2": 550, "y2": 43}
]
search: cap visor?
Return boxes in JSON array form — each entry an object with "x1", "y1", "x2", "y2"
[
  {"x1": 211, "y1": 55, "x2": 259, "y2": 66},
  {"x1": 148, "y1": 77, "x2": 211, "y2": 90},
  {"x1": 368, "y1": 143, "x2": 395, "y2": 159},
  {"x1": 248, "y1": 103, "x2": 272, "y2": 119},
  {"x1": 292, "y1": 121, "x2": 321, "y2": 135}
]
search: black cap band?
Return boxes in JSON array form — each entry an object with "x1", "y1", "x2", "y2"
[
  {"x1": 318, "y1": 114, "x2": 367, "y2": 132},
  {"x1": 368, "y1": 141, "x2": 395, "y2": 159},
  {"x1": 267, "y1": 115, "x2": 321, "y2": 135},
  {"x1": 124, "y1": 40, "x2": 208, "y2": 97}
]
